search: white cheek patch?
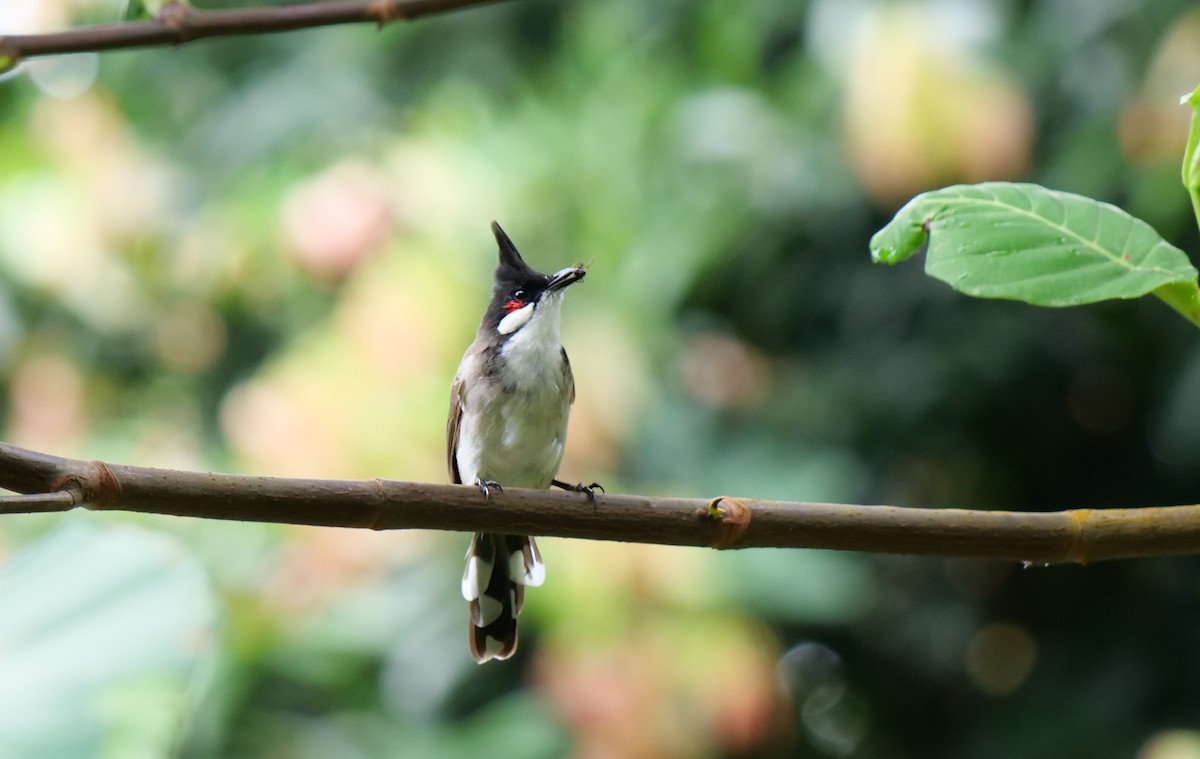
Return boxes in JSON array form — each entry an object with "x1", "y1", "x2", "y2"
[{"x1": 497, "y1": 303, "x2": 534, "y2": 335}]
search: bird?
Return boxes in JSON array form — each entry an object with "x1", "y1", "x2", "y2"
[{"x1": 447, "y1": 221, "x2": 593, "y2": 663}]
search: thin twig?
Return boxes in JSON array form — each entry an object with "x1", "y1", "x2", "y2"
[
  {"x1": 1, "y1": 441, "x2": 1199, "y2": 564},
  {"x1": 0, "y1": 491, "x2": 76, "y2": 514},
  {"x1": 0, "y1": 0, "x2": 505, "y2": 70}
]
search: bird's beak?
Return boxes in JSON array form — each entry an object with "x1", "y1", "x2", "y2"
[{"x1": 546, "y1": 265, "x2": 586, "y2": 293}]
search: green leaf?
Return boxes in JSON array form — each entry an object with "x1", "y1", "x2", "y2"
[
  {"x1": 1183, "y1": 85, "x2": 1200, "y2": 193},
  {"x1": 1182, "y1": 84, "x2": 1200, "y2": 236},
  {"x1": 870, "y1": 182, "x2": 1199, "y2": 307}
]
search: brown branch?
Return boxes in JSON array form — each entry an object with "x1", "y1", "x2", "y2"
[
  {"x1": 0, "y1": 0, "x2": 504, "y2": 70},
  {"x1": 2, "y1": 440, "x2": 1199, "y2": 565}
]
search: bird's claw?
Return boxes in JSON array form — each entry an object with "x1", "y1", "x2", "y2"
[
  {"x1": 475, "y1": 478, "x2": 503, "y2": 501},
  {"x1": 578, "y1": 482, "x2": 604, "y2": 498},
  {"x1": 554, "y1": 479, "x2": 604, "y2": 500}
]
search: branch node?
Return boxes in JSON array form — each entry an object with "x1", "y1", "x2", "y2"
[
  {"x1": 54, "y1": 460, "x2": 121, "y2": 510},
  {"x1": 702, "y1": 497, "x2": 752, "y2": 550},
  {"x1": 157, "y1": 1, "x2": 193, "y2": 39},
  {"x1": 369, "y1": 0, "x2": 406, "y2": 27},
  {"x1": 1065, "y1": 508, "x2": 1090, "y2": 564},
  {"x1": 367, "y1": 478, "x2": 389, "y2": 530}
]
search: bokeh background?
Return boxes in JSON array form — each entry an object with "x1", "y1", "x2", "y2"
[{"x1": 2, "y1": 0, "x2": 1200, "y2": 756}]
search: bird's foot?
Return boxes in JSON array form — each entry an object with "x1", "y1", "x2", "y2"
[
  {"x1": 474, "y1": 478, "x2": 504, "y2": 501},
  {"x1": 553, "y1": 479, "x2": 604, "y2": 500}
]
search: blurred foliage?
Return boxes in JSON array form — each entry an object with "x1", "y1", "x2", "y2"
[
  {"x1": 0, "y1": 521, "x2": 216, "y2": 758},
  {"x1": 3, "y1": 0, "x2": 1200, "y2": 756}
]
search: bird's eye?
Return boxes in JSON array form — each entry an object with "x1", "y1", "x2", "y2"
[{"x1": 503, "y1": 291, "x2": 527, "y2": 314}]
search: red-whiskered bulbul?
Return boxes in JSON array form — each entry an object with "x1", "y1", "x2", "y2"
[{"x1": 447, "y1": 222, "x2": 594, "y2": 663}]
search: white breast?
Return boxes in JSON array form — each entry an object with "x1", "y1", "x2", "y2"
[{"x1": 455, "y1": 295, "x2": 571, "y2": 489}]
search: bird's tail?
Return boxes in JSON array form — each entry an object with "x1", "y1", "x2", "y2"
[{"x1": 461, "y1": 532, "x2": 545, "y2": 663}]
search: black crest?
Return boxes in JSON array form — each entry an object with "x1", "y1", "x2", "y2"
[
  {"x1": 491, "y1": 222, "x2": 547, "y2": 283},
  {"x1": 489, "y1": 222, "x2": 551, "y2": 298}
]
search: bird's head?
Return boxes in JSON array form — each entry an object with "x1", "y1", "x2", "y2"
[{"x1": 485, "y1": 221, "x2": 586, "y2": 337}]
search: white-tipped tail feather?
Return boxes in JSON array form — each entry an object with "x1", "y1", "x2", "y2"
[
  {"x1": 462, "y1": 532, "x2": 545, "y2": 663},
  {"x1": 509, "y1": 538, "x2": 545, "y2": 587}
]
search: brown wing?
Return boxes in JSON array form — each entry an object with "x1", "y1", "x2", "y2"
[
  {"x1": 561, "y1": 347, "x2": 575, "y2": 405},
  {"x1": 446, "y1": 372, "x2": 465, "y2": 485}
]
